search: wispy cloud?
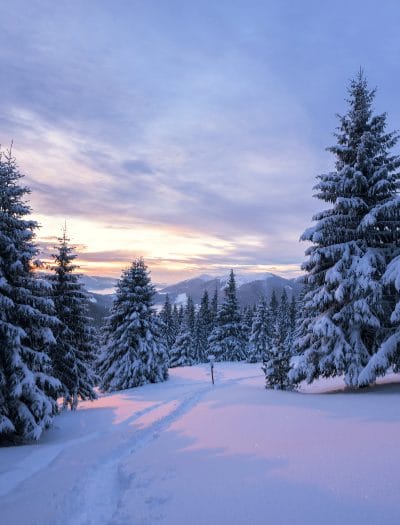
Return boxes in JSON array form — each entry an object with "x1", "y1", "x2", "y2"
[{"x1": 1, "y1": 1, "x2": 399, "y2": 282}]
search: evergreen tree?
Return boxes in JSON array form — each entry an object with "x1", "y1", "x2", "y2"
[
  {"x1": 289, "y1": 295, "x2": 297, "y2": 338},
  {"x1": 98, "y1": 258, "x2": 168, "y2": 391},
  {"x1": 186, "y1": 296, "x2": 196, "y2": 336},
  {"x1": 172, "y1": 304, "x2": 180, "y2": 340},
  {"x1": 0, "y1": 148, "x2": 60, "y2": 441},
  {"x1": 291, "y1": 285, "x2": 310, "y2": 355},
  {"x1": 49, "y1": 229, "x2": 97, "y2": 409},
  {"x1": 210, "y1": 287, "x2": 219, "y2": 329},
  {"x1": 169, "y1": 301, "x2": 195, "y2": 367},
  {"x1": 208, "y1": 270, "x2": 246, "y2": 361},
  {"x1": 248, "y1": 298, "x2": 269, "y2": 363},
  {"x1": 359, "y1": 256, "x2": 400, "y2": 384},
  {"x1": 241, "y1": 305, "x2": 256, "y2": 362},
  {"x1": 263, "y1": 291, "x2": 293, "y2": 389},
  {"x1": 177, "y1": 304, "x2": 184, "y2": 328},
  {"x1": 277, "y1": 290, "x2": 291, "y2": 344},
  {"x1": 290, "y1": 72, "x2": 400, "y2": 388},
  {"x1": 194, "y1": 290, "x2": 213, "y2": 362},
  {"x1": 160, "y1": 294, "x2": 175, "y2": 355}
]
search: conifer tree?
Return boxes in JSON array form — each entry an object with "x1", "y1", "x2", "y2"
[
  {"x1": 169, "y1": 301, "x2": 195, "y2": 367},
  {"x1": 49, "y1": 229, "x2": 97, "y2": 409},
  {"x1": 263, "y1": 291, "x2": 293, "y2": 389},
  {"x1": 194, "y1": 290, "x2": 213, "y2": 362},
  {"x1": 186, "y1": 296, "x2": 196, "y2": 336},
  {"x1": 210, "y1": 287, "x2": 219, "y2": 328},
  {"x1": 269, "y1": 290, "x2": 279, "y2": 323},
  {"x1": 160, "y1": 294, "x2": 176, "y2": 355},
  {"x1": 98, "y1": 258, "x2": 168, "y2": 391},
  {"x1": 177, "y1": 304, "x2": 184, "y2": 328},
  {"x1": 359, "y1": 256, "x2": 400, "y2": 384},
  {"x1": 277, "y1": 290, "x2": 291, "y2": 345},
  {"x1": 242, "y1": 304, "x2": 255, "y2": 355},
  {"x1": 0, "y1": 148, "x2": 60, "y2": 440},
  {"x1": 290, "y1": 72, "x2": 400, "y2": 387},
  {"x1": 172, "y1": 304, "x2": 180, "y2": 340},
  {"x1": 248, "y1": 298, "x2": 269, "y2": 363},
  {"x1": 208, "y1": 270, "x2": 246, "y2": 361},
  {"x1": 291, "y1": 285, "x2": 310, "y2": 355},
  {"x1": 289, "y1": 295, "x2": 297, "y2": 338}
]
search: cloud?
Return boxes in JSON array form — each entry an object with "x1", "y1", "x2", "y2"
[
  {"x1": 122, "y1": 159, "x2": 154, "y2": 175},
  {"x1": 1, "y1": 1, "x2": 399, "y2": 282}
]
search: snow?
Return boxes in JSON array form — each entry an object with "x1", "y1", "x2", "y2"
[{"x1": 1, "y1": 363, "x2": 400, "y2": 524}]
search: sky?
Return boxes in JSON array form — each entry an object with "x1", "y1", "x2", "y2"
[{"x1": 1, "y1": 0, "x2": 400, "y2": 284}]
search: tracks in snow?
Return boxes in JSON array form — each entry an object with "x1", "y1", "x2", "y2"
[{"x1": 68, "y1": 383, "x2": 210, "y2": 525}]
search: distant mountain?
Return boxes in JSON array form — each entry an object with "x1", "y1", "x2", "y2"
[
  {"x1": 81, "y1": 272, "x2": 303, "y2": 326},
  {"x1": 155, "y1": 272, "x2": 303, "y2": 307}
]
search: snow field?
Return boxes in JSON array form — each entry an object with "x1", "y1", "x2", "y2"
[{"x1": 1, "y1": 363, "x2": 400, "y2": 525}]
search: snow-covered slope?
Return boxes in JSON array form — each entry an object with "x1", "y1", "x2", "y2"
[{"x1": 1, "y1": 363, "x2": 399, "y2": 525}]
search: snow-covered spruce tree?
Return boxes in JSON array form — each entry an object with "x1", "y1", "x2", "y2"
[
  {"x1": 289, "y1": 295, "x2": 297, "y2": 339},
  {"x1": 242, "y1": 304, "x2": 255, "y2": 357},
  {"x1": 98, "y1": 258, "x2": 168, "y2": 391},
  {"x1": 172, "y1": 304, "x2": 180, "y2": 337},
  {"x1": 0, "y1": 148, "x2": 60, "y2": 441},
  {"x1": 49, "y1": 229, "x2": 97, "y2": 409},
  {"x1": 277, "y1": 290, "x2": 292, "y2": 346},
  {"x1": 269, "y1": 290, "x2": 278, "y2": 323},
  {"x1": 208, "y1": 270, "x2": 246, "y2": 361},
  {"x1": 291, "y1": 285, "x2": 310, "y2": 354},
  {"x1": 210, "y1": 287, "x2": 219, "y2": 330},
  {"x1": 248, "y1": 298, "x2": 269, "y2": 363},
  {"x1": 160, "y1": 294, "x2": 176, "y2": 356},
  {"x1": 177, "y1": 304, "x2": 184, "y2": 329},
  {"x1": 194, "y1": 290, "x2": 213, "y2": 363},
  {"x1": 186, "y1": 296, "x2": 196, "y2": 336},
  {"x1": 169, "y1": 300, "x2": 195, "y2": 367},
  {"x1": 290, "y1": 71, "x2": 400, "y2": 388},
  {"x1": 358, "y1": 256, "x2": 400, "y2": 383},
  {"x1": 263, "y1": 291, "x2": 293, "y2": 389}
]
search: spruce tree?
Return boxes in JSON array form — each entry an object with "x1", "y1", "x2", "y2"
[
  {"x1": 160, "y1": 294, "x2": 176, "y2": 355},
  {"x1": 359, "y1": 256, "x2": 400, "y2": 384},
  {"x1": 290, "y1": 72, "x2": 400, "y2": 388},
  {"x1": 210, "y1": 287, "x2": 219, "y2": 329},
  {"x1": 194, "y1": 290, "x2": 213, "y2": 363},
  {"x1": 169, "y1": 301, "x2": 195, "y2": 367},
  {"x1": 269, "y1": 290, "x2": 278, "y2": 323},
  {"x1": 172, "y1": 304, "x2": 180, "y2": 340},
  {"x1": 208, "y1": 270, "x2": 246, "y2": 361},
  {"x1": 248, "y1": 298, "x2": 269, "y2": 363},
  {"x1": 177, "y1": 304, "x2": 184, "y2": 328},
  {"x1": 242, "y1": 304, "x2": 255, "y2": 357},
  {"x1": 277, "y1": 290, "x2": 291, "y2": 345},
  {"x1": 186, "y1": 296, "x2": 196, "y2": 336},
  {"x1": 0, "y1": 148, "x2": 60, "y2": 441},
  {"x1": 263, "y1": 290, "x2": 293, "y2": 389},
  {"x1": 98, "y1": 258, "x2": 168, "y2": 391},
  {"x1": 49, "y1": 229, "x2": 97, "y2": 409},
  {"x1": 289, "y1": 295, "x2": 297, "y2": 339}
]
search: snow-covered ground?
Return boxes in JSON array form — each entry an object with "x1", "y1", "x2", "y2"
[{"x1": 1, "y1": 363, "x2": 400, "y2": 525}]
